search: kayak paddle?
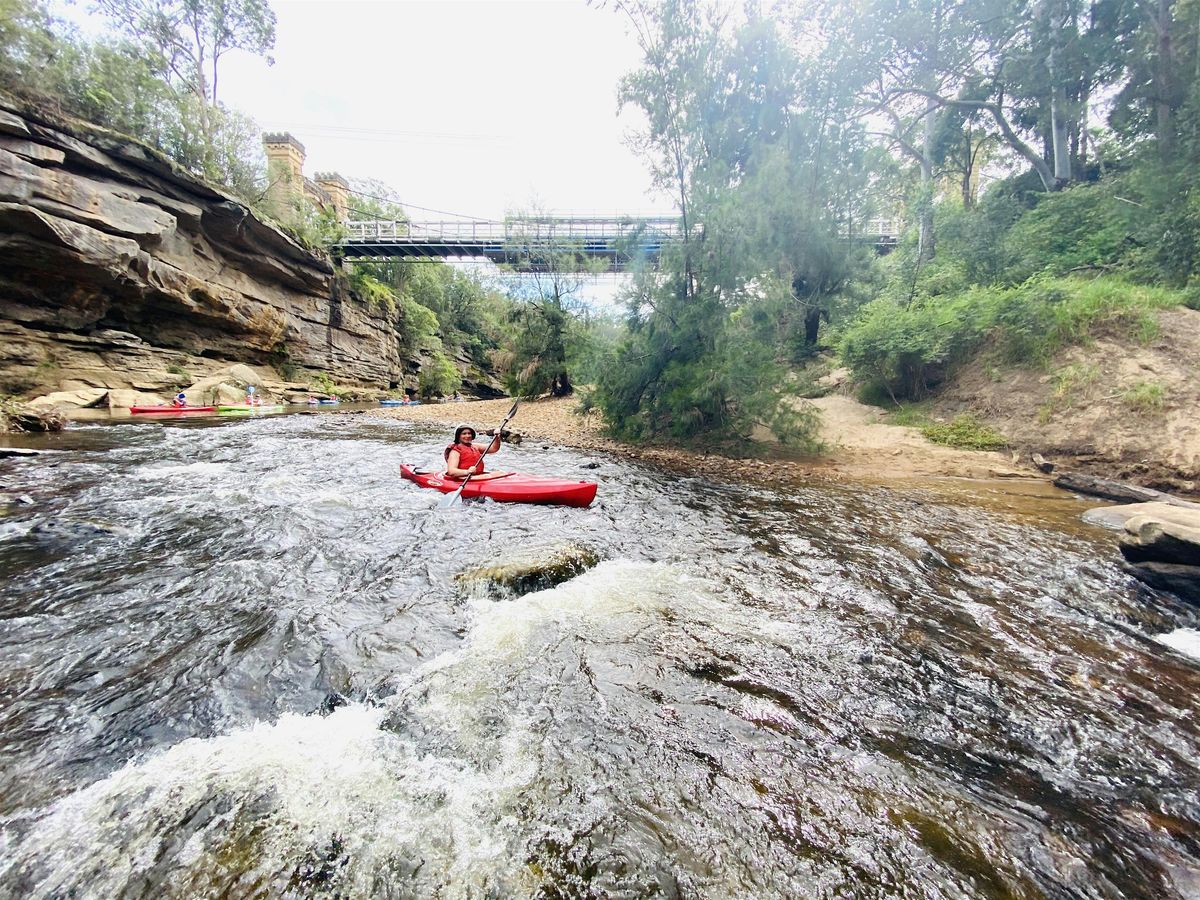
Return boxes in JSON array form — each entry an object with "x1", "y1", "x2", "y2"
[{"x1": 438, "y1": 399, "x2": 520, "y2": 509}]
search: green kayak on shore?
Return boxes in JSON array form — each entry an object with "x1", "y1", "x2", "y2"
[{"x1": 216, "y1": 404, "x2": 285, "y2": 414}]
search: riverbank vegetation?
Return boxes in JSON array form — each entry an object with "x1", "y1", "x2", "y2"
[
  {"x1": 3, "y1": 0, "x2": 1197, "y2": 460},
  {"x1": 579, "y1": 0, "x2": 1199, "y2": 454}
]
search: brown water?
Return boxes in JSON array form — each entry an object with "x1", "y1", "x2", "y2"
[{"x1": 1, "y1": 412, "x2": 1198, "y2": 898}]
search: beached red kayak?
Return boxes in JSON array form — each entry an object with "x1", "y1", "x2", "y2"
[
  {"x1": 400, "y1": 464, "x2": 597, "y2": 507},
  {"x1": 129, "y1": 406, "x2": 216, "y2": 414}
]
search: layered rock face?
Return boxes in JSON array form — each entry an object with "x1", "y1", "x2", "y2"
[
  {"x1": 0, "y1": 97, "x2": 407, "y2": 398},
  {"x1": 1085, "y1": 501, "x2": 1200, "y2": 604}
]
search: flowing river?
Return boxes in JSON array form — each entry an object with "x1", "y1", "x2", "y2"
[{"x1": 1, "y1": 411, "x2": 1199, "y2": 898}]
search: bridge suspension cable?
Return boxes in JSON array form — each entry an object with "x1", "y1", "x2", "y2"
[{"x1": 341, "y1": 184, "x2": 501, "y2": 223}]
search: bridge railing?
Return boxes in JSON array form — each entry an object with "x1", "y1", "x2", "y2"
[
  {"x1": 342, "y1": 217, "x2": 687, "y2": 244},
  {"x1": 341, "y1": 216, "x2": 900, "y2": 246}
]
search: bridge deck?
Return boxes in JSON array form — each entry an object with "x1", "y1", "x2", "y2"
[{"x1": 333, "y1": 216, "x2": 898, "y2": 270}]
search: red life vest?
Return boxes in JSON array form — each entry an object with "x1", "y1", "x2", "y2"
[{"x1": 444, "y1": 441, "x2": 484, "y2": 476}]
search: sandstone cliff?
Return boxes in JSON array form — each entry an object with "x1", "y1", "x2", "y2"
[{"x1": 0, "y1": 95, "x2": 408, "y2": 401}]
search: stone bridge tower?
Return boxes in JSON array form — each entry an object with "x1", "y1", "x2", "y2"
[
  {"x1": 263, "y1": 132, "x2": 306, "y2": 221},
  {"x1": 314, "y1": 173, "x2": 349, "y2": 222},
  {"x1": 262, "y1": 133, "x2": 350, "y2": 224}
]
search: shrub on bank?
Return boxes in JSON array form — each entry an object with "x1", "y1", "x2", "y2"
[
  {"x1": 839, "y1": 276, "x2": 1187, "y2": 401},
  {"x1": 920, "y1": 414, "x2": 1008, "y2": 450}
]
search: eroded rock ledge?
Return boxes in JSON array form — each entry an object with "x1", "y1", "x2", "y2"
[
  {"x1": 1084, "y1": 500, "x2": 1200, "y2": 604},
  {"x1": 0, "y1": 95, "x2": 407, "y2": 397}
]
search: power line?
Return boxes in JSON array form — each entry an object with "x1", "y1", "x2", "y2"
[
  {"x1": 259, "y1": 121, "x2": 516, "y2": 142},
  {"x1": 341, "y1": 184, "x2": 499, "y2": 223}
]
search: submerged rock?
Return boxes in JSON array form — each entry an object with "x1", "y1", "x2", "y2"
[
  {"x1": 29, "y1": 518, "x2": 126, "y2": 545},
  {"x1": 2, "y1": 403, "x2": 65, "y2": 433},
  {"x1": 1084, "y1": 500, "x2": 1200, "y2": 531},
  {"x1": 1055, "y1": 472, "x2": 1165, "y2": 503},
  {"x1": 455, "y1": 542, "x2": 600, "y2": 599},
  {"x1": 1125, "y1": 562, "x2": 1200, "y2": 605}
]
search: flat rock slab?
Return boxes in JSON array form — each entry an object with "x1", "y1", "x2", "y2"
[
  {"x1": 1084, "y1": 501, "x2": 1200, "y2": 531},
  {"x1": 1055, "y1": 472, "x2": 1165, "y2": 503}
]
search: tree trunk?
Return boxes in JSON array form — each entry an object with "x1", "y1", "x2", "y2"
[
  {"x1": 917, "y1": 96, "x2": 937, "y2": 263},
  {"x1": 804, "y1": 307, "x2": 827, "y2": 346},
  {"x1": 1155, "y1": 0, "x2": 1175, "y2": 156},
  {"x1": 551, "y1": 372, "x2": 573, "y2": 397},
  {"x1": 1044, "y1": 0, "x2": 1072, "y2": 184}
]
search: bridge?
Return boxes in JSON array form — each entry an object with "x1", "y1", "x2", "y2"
[
  {"x1": 333, "y1": 216, "x2": 899, "y2": 272},
  {"x1": 335, "y1": 217, "x2": 684, "y2": 272}
]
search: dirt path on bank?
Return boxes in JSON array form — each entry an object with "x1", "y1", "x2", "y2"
[{"x1": 374, "y1": 395, "x2": 1032, "y2": 484}]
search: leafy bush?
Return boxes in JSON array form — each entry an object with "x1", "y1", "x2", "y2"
[
  {"x1": 889, "y1": 404, "x2": 932, "y2": 427},
  {"x1": 1000, "y1": 183, "x2": 1141, "y2": 282},
  {"x1": 348, "y1": 271, "x2": 395, "y2": 313},
  {"x1": 399, "y1": 297, "x2": 440, "y2": 356},
  {"x1": 591, "y1": 273, "x2": 822, "y2": 451},
  {"x1": 418, "y1": 350, "x2": 460, "y2": 400},
  {"x1": 921, "y1": 415, "x2": 1007, "y2": 450},
  {"x1": 268, "y1": 343, "x2": 296, "y2": 381},
  {"x1": 840, "y1": 276, "x2": 1187, "y2": 400}
]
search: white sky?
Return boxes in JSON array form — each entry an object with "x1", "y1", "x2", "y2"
[
  {"x1": 54, "y1": 0, "x2": 671, "y2": 220},
  {"x1": 196, "y1": 0, "x2": 672, "y2": 221}
]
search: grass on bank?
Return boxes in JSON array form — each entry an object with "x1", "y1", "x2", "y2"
[
  {"x1": 1122, "y1": 380, "x2": 1167, "y2": 413},
  {"x1": 839, "y1": 275, "x2": 1187, "y2": 403},
  {"x1": 886, "y1": 404, "x2": 1009, "y2": 451}
]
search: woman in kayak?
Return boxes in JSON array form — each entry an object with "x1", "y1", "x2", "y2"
[{"x1": 445, "y1": 425, "x2": 509, "y2": 481}]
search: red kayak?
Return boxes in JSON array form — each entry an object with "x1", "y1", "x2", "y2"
[
  {"x1": 400, "y1": 464, "x2": 597, "y2": 507},
  {"x1": 130, "y1": 405, "x2": 216, "y2": 414}
]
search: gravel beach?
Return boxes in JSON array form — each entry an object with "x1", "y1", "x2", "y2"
[{"x1": 373, "y1": 395, "x2": 1031, "y2": 484}]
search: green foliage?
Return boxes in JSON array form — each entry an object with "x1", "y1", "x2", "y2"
[
  {"x1": 267, "y1": 343, "x2": 295, "y2": 380},
  {"x1": 0, "y1": 0, "x2": 270, "y2": 201},
  {"x1": 283, "y1": 199, "x2": 346, "y2": 252},
  {"x1": 418, "y1": 350, "x2": 460, "y2": 400},
  {"x1": 920, "y1": 414, "x2": 1007, "y2": 451},
  {"x1": 592, "y1": 271, "x2": 822, "y2": 451},
  {"x1": 345, "y1": 179, "x2": 407, "y2": 223},
  {"x1": 1122, "y1": 380, "x2": 1166, "y2": 413},
  {"x1": 1183, "y1": 284, "x2": 1200, "y2": 311},
  {"x1": 1000, "y1": 183, "x2": 1142, "y2": 283},
  {"x1": 310, "y1": 372, "x2": 334, "y2": 393},
  {"x1": 502, "y1": 297, "x2": 572, "y2": 398},
  {"x1": 889, "y1": 404, "x2": 932, "y2": 427},
  {"x1": 349, "y1": 270, "x2": 396, "y2": 313},
  {"x1": 399, "y1": 296, "x2": 439, "y2": 356},
  {"x1": 840, "y1": 276, "x2": 1186, "y2": 401}
]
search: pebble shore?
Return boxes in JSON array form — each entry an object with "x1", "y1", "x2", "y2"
[{"x1": 373, "y1": 395, "x2": 1036, "y2": 488}]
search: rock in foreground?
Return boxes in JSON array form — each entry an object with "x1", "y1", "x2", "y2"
[
  {"x1": 1, "y1": 402, "x2": 65, "y2": 433},
  {"x1": 455, "y1": 542, "x2": 600, "y2": 599},
  {"x1": 1104, "y1": 502, "x2": 1200, "y2": 604}
]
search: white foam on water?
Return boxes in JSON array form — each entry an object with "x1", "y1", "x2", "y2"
[
  {"x1": 134, "y1": 461, "x2": 231, "y2": 480},
  {"x1": 4, "y1": 560, "x2": 783, "y2": 898},
  {"x1": 1156, "y1": 628, "x2": 1200, "y2": 661},
  {"x1": 3, "y1": 702, "x2": 542, "y2": 897},
  {"x1": 0, "y1": 520, "x2": 32, "y2": 541}
]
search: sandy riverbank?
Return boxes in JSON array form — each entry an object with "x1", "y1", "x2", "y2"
[{"x1": 374, "y1": 395, "x2": 1035, "y2": 485}]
